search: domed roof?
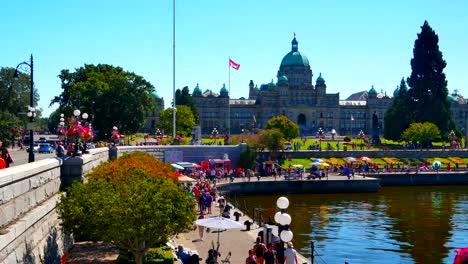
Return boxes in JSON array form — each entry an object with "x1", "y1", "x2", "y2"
[
  {"x1": 220, "y1": 83, "x2": 228, "y2": 94},
  {"x1": 280, "y1": 37, "x2": 310, "y2": 67},
  {"x1": 151, "y1": 91, "x2": 160, "y2": 99},
  {"x1": 193, "y1": 83, "x2": 202, "y2": 95},
  {"x1": 279, "y1": 75, "x2": 288, "y2": 82},
  {"x1": 369, "y1": 85, "x2": 377, "y2": 95},
  {"x1": 269, "y1": 79, "x2": 276, "y2": 87},
  {"x1": 316, "y1": 73, "x2": 325, "y2": 85},
  {"x1": 393, "y1": 86, "x2": 399, "y2": 97}
]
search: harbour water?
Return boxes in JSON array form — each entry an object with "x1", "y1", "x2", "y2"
[{"x1": 235, "y1": 186, "x2": 468, "y2": 264}]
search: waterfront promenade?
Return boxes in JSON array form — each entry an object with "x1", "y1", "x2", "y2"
[{"x1": 171, "y1": 200, "x2": 311, "y2": 264}]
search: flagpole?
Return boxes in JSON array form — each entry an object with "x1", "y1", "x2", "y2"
[
  {"x1": 228, "y1": 57, "x2": 231, "y2": 137},
  {"x1": 172, "y1": 0, "x2": 176, "y2": 139}
]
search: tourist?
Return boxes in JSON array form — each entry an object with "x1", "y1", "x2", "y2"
[
  {"x1": 1, "y1": 147, "x2": 13, "y2": 168},
  {"x1": 252, "y1": 236, "x2": 267, "y2": 264},
  {"x1": 264, "y1": 243, "x2": 276, "y2": 264},
  {"x1": 284, "y1": 242, "x2": 298, "y2": 264},
  {"x1": 197, "y1": 212, "x2": 205, "y2": 241},
  {"x1": 245, "y1": 249, "x2": 257, "y2": 264},
  {"x1": 176, "y1": 245, "x2": 190, "y2": 264}
]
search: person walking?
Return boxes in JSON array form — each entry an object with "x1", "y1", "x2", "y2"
[
  {"x1": 284, "y1": 242, "x2": 298, "y2": 264},
  {"x1": 253, "y1": 236, "x2": 267, "y2": 264},
  {"x1": 245, "y1": 249, "x2": 257, "y2": 264},
  {"x1": 197, "y1": 212, "x2": 205, "y2": 241},
  {"x1": 264, "y1": 243, "x2": 276, "y2": 264},
  {"x1": 1, "y1": 147, "x2": 13, "y2": 168}
]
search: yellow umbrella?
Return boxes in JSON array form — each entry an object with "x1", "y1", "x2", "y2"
[{"x1": 177, "y1": 175, "x2": 196, "y2": 182}]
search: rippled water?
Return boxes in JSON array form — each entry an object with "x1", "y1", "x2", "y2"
[{"x1": 235, "y1": 186, "x2": 468, "y2": 264}]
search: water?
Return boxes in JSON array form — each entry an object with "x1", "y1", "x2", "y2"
[{"x1": 234, "y1": 186, "x2": 468, "y2": 264}]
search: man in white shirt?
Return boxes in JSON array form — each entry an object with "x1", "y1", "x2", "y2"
[{"x1": 284, "y1": 242, "x2": 298, "y2": 264}]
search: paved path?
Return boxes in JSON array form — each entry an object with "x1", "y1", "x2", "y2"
[
  {"x1": 171, "y1": 203, "x2": 311, "y2": 264},
  {"x1": 6, "y1": 148, "x2": 56, "y2": 167}
]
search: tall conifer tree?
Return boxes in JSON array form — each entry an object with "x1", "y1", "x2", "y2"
[{"x1": 407, "y1": 20, "x2": 455, "y2": 136}]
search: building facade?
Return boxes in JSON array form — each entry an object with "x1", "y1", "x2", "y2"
[
  {"x1": 192, "y1": 37, "x2": 393, "y2": 137},
  {"x1": 151, "y1": 36, "x2": 467, "y2": 138}
]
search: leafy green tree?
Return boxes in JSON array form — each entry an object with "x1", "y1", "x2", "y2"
[
  {"x1": 401, "y1": 122, "x2": 441, "y2": 149},
  {"x1": 158, "y1": 105, "x2": 195, "y2": 137},
  {"x1": 384, "y1": 78, "x2": 411, "y2": 140},
  {"x1": 265, "y1": 115, "x2": 299, "y2": 140},
  {"x1": 239, "y1": 145, "x2": 256, "y2": 170},
  {"x1": 58, "y1": 153, "x2": 196, "y2": 264},
  {"x1": 407, "y1": 21, "x2": 455, "y2": 136},
  {"x1": 50, "y1": 64, "x2": 156, "y2": 139},
  {"x1": 0, "y1": 67, "x2": 40, "y2": 142},
  {"x1": 176, "y1": 86, "x2": 200, "y2": 123},
  {"x1": 258, "y1": 129, "x2": 284, "y2": 158}
]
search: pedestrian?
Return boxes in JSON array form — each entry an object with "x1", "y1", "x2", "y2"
[
  {"x1": 284, "y1": 242, "x2": 298, "y2": 264},
  {"x1": 55, "y1": 141, "x2": 65, "y2": 159},
  {"x1": 245, "y1": 249, "x2": 257, "y2": 264},
  {"x1": 253, "y1": 236, "x2": 267, "y2": 264},
  {"x1": 197, "y1": 212, "x2": 205, "y2": 241},
  {"x1": 176, "y1": 245, "x2": 190, "y2": 264},
  {"x1": 1, "y1": 147, "x2": 13, "y2": 168},
  {"x1": 264, "y1": 243, "x2": 276, "y2": 264}
]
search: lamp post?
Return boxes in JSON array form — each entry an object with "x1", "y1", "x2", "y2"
[
  {"x1": 331, "y1": 129, "x2": 336, "y2": 141},
  {"x1": 449, "y1": 130, "x2": 456, "y2": 150},
  {"x1": 211, "y1": 127, "x2": 219, "y2": 144},
  {"x1": 317, "y1": 128, "x2": 323, "y2": 151},
  {"x1": 358, "y1": 130, "x2": 365, "y2": 150},
  {"x1": 13, "y1": 54, "x2": 35, "y2": 163},
  {"x1": 274, "y1": 196, "x2": 293, "y2": 264},
  {"x1": 241, "y1": 128, "x2": 245, "y2": 143},
  {"x1": 155, "y1": 128, "x2": 162, "y2": 145}
]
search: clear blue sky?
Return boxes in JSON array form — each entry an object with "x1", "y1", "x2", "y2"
[{"x1": 2, "y1": 0, "x2": 467, "y2": 117}]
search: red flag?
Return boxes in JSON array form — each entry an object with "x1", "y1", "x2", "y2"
[{"x1": 229, "y1": 58, "x2": 240, "y2": 70}]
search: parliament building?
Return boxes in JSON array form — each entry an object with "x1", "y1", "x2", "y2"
[{"x1": 146, "y1": 37, "x2": 468, "y2": 137}]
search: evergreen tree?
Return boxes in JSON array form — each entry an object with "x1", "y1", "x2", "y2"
[
  {"x1": 384, "y1": 78, "x2": 411, "y2": 140},
  {"x1": 175, "y1": 86, "x2": 200, "y2": 123},
  {"x1": 407, "y1": 20, "x2": 455, "y2": 136}
]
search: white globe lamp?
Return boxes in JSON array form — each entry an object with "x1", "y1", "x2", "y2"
[{"x1": 276, "y1": 197, "x2": 289, "y2": 209}]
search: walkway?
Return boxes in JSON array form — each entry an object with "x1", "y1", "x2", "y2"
[{"x1": 171, "y1": 203, "x2": 311, "y2": 264}]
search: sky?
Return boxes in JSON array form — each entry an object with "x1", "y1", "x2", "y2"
[{"x1": 2, "y1": 0, "x2": 467, "y2": 117}]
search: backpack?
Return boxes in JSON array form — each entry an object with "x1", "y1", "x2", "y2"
[{"x1": 255, "y1": 244, "x2": 265, "y2": 257}]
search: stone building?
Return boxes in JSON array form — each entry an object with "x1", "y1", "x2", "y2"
[
  {"x1": 150, "y1": 36, "x2": 468, "y2": 138},
  {"x1": 142, "y1": 91, "x2": 165, "y2": 133},
  {"x1": 192, "y1": 36, "x2": 393, "y2": 137}
]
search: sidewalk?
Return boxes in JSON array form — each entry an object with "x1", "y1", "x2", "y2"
[{"x1": 171, "y1": 203, "x2": 310, "y2": 264}]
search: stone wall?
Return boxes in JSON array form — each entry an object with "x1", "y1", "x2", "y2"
[
  {"x1": 218, "y1": 178, "x2": 381, "y2": 195},
  {"x1": 370, "y1": 172, "x2": 468, "y2": 186},
  {"x1": 0, "y1": 159, "x2": 70, "y2": 264},
  {"x1": 116, "y1": 144, "x2": 246, "y2": 169},
  {"x1": 271, "y1": 149, "x2": 468, "y2": 159}
]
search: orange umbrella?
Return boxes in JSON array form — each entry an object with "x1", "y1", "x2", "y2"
[{"x1": 0, "y1": 158, "x2": 6, "y2": 169}]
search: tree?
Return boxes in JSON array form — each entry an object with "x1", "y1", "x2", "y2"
[
  {"x1": 0, "y1": 67, "x2": 40, "y2": 143},
  {"x1": 158, "y1": 105, "x2": 195, "y2": 137},
  {"x1": 58, "y1": 152, "x2": 196, "y2": 264},
  {"x1": 401, "y1": 122, "x2": 441, "y2": 149},
  {"x1": 50, "y1": 64, "x2": 156, "y2": 139},
  {"x1": 176, "y1": 86, "x2": 199, "y2": 123},
  {"x1": 384, "y1": 78, "x2": 411, "y2": 140},
  {"x1": 265, "y1": 116, "x2": 299, "y2": 140},
  {"x1": 407, "y1": 21, "x2": 455, "y2": 136},
  {"x1": 258, "y1": 129, "x2": 284, "y2": 158}
]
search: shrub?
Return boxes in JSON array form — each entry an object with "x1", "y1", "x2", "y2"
[{"x1": 343, "y1": 136, "x2": 351, "y2": 142}]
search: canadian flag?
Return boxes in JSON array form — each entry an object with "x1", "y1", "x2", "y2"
[{"x1": 229, "y1": 58, "x2": 240, "y2": 70}]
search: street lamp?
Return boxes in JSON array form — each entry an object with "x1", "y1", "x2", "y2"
[
  {"x1": 317, "y1": 128, "x2": 324, "y2": 151},
  {"x1": 211, "y1": 127, "x2": 219, "y2": 144},
  {"x1": 241, "y1": 128, "x2": 245, "y2": 143},
  {"x1": 358, "y1": 130, "x2": 365, "y2": 150},
  {"x1": 155, "y1": 128, "x2": 163, "y2": 145},
  {"x1": 274, "y1": 196, "x2": 293, "y2": 264},
  {"x1": 449, "y1": 130, "x2": 456, "y2": 149},
  {"x1": 330, "y1": 129, "x2": 336, "y2": 141},
  {"x1": 14, "y1": 54, "x2": 35, "y2": 163}
]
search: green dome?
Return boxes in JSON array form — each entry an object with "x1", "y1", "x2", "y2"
[
  {"x1": 393, "y1": 86, "x2": 399, "y2": 97},
  {"x1": 280, "y1": 37, "x2": 310, "y2": 67},
  {"x1": 193, "y1": 83, "x2": 202, "y2": 95},
  {"x1": 279, "y1": 75, "x2": 288, "y2": 82},
  {"x1": 316, "y1": 73, "x2": 325, "y2": 85},
  {"x1": 369, "y1": 85, "x2": 377, "y2": 95},
  {"x1": 151, "y1": 91, "x2": 160, "y2": 99},
  {"x1": 220, "y1": 83, "x2": 228, "y2": 94}
]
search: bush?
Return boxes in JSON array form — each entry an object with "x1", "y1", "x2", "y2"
[
  {"x1": 343, "y1": 136, "x2": 351, "y2": 142},
  {"x1": 117, "y1": 247, "x2": 174, "y2": 264}
]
